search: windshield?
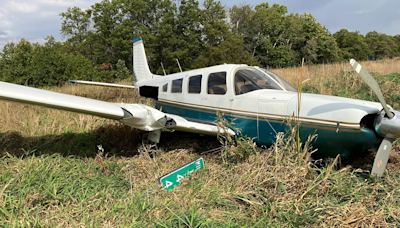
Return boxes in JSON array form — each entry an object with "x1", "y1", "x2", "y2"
[
  {"x1": 234, "y1": 67, "x2": 297, "y2": 95},
  {"x1": 258, "y1": 68, "x2": 297, "y2": 92}
]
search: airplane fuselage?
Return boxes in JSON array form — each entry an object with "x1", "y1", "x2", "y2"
[{"x1": 136, "y1": 64, "x2": 383, "y2": 158}]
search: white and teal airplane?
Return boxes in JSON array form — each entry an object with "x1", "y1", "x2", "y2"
[{"x1": 0, "y1": 37, "x2": 399, "y2": 177}]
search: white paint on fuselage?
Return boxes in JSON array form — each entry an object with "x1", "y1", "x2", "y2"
[{"x1": 137, "y1": 63, "x2": 383, "y2": 128}]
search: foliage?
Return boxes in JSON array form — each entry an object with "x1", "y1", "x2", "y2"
[
  {"x1": 60, "y1": 6, "x2": 92, "y2": 45},
  {"x1": 334, "y1": 29, "x2": 370, "y2": 61},
  {"x1": 216, "y1": 113, "x2": 259, "y2": 164},
  {"x1": 0, "y1": 37, "x2": 132, "y2": 86},
  {"x1": 365, "y1": 31, "x2": 399, "y2": 59},
  {"x1": 229, "y1": 4, "x2": 340, "y2": 68},
  {"x1": 2, "y1": 0, "x2": 400, "y2": 86}
]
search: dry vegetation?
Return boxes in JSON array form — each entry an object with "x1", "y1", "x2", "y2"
[
  {"x1": 272, "y1": 58, "x2": 400, "y2": 110},
  {"x1": 273, "y1": 58, "x2": 400, "y2": 87},
  {"x1": 1, "y1": 60, "x2": 400, "y2": 227}
]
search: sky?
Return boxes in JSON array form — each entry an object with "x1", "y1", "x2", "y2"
[{"x1": 0, "y1": 0, "x2": 399, "y2": 51}]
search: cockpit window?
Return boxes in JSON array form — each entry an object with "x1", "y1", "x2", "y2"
[
  {"x1": 235, "y1": 68, "x2": 281, "y2": 95},
  {"x1": 235, "y1": 68, "x2": 297, "y2": 95}
]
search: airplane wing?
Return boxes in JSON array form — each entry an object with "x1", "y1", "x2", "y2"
[
  {"x1": 0, "y1": 81, "x2": 234, "y2": 137},
  {"x1": 0, "y1": 81, "x2": 125, "y2": 119}
]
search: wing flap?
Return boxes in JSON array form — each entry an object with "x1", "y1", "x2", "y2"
[
  {"x1": 165, "y1": 114, "x2": 235, "y2": 136},
  {"x1": 0, "y1": 81, "x2": 124, "y2": 119}
]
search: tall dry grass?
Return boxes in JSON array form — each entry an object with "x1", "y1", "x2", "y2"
[{"x1": 272, "y1": 58, "x2": 400, "y2": 87}]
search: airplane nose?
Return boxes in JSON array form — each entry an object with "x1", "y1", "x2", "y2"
[{"x1": 374, "y1": 110, "x2": 400, "y2": 138}]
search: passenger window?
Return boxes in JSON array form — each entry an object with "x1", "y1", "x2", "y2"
[
  {"x1": 207, "y1": 72, "x2": 226, "y2": 95},
  {"x1": 162, "y1": 83, "x2": 168, "y2": 92},
  {"x1": 188, "y1": 75, "x2": 202, "y2": 94},
  {"x1": 171, "y1": 79, "x2": 183, "y2": 93}
]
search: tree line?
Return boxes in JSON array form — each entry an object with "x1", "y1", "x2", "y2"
[{"x1": 1, "y1": 0, "x2": 400, "y2": 87}]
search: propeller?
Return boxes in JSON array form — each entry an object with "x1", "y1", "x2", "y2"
[
  {"x1": 350, "y1": 59, "x2": 397, "y2": 177},
  {"x1": 350, "y1": 59, "x2": 393, "y2": 119}
]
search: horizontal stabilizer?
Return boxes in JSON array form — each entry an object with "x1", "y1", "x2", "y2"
[
  {"x1": 0, "y1": 81, "x2": 125, "y2": 119},
  {"x1": 70, "y1": 80, "x2": 135, "y2": 89}
]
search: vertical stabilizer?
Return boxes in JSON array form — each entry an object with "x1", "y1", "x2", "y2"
[{"x1": 133, "y1": 37, "x2": 157, "y2": 82}]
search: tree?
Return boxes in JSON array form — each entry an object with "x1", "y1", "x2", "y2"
[
  {"x1": 60, "y1": 7, "x2": 92, "y2": 45},
  {"x1": 334, "y1": 29, "x2": 370, "y2": 61},
  {"x1": 366, "y1": 31, "x2": 398, "y2": 59},
  {"x1": 393, "y1": 35, "x2": 400, "y2": 57},
  {"x1": 229, "y1": 4, "x2": 253, "y2": 37},
  {"x1": 229, "y1": 3, "x2": 299, "y2": 67},
  {"x1": 292, "y1": 13, "x2": 340, "y2": 64},
  {"x1": 195, "y1": 0, "x2": 254, "y2": 67},
  {"x1": 0, "y1": 39, "x2": 36, "y2": 84}
]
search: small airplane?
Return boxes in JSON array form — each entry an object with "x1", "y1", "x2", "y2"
[{"x1": 0, "y1": 37, "x2": 399, "y2": 177}]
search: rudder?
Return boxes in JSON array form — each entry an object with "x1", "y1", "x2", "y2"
[{"x1": 133, "y1": 37, "x2": 156, "y2": 82}]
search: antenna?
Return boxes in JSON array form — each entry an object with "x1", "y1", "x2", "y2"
[
  {"x1": 160, "y1": 62, "x2": 167, "y2": 76},
  {"x1": 176, "y1": 58, "x2": 183, "y2": 72}
]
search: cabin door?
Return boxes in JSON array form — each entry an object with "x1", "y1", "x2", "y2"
[{"x1": 257, "y1": 94, "x2": 288, "y2": 145}]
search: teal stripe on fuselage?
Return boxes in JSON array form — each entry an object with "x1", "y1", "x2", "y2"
[{"x1": 156, "y1": 101, "x2": 382, "y2": 158}]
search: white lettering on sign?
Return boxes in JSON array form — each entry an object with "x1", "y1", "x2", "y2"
[
  {"x1": 195, "y1": 160, "x2": 201, "y2": 170},
  {"x1": 165, "y1": 181, "x2": 173, "y2": 188},
  {"x1": 177, "y1": 174, "x2": 184, "y2": 182}
]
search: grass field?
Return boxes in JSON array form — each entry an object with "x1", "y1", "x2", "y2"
[{"x1": 1, "y1": 60, "x2": 400, "y2": 227}]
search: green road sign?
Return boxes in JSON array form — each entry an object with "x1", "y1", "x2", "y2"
[{"x1": 158, "y1": 157, "x2": 204, "y2": 190}]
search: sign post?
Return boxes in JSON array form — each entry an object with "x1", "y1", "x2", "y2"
[{"x1": 158, "y1": 157, "x2": 205, "y2": 190}]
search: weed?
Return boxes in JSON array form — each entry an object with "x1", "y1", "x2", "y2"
[{"x1": 216, "y1": 113, "x2": 258, "y2": 164}]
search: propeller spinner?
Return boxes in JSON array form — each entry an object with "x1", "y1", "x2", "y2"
[{"x1": 350, "y1": 59, "x2": 399, "y2": 177}]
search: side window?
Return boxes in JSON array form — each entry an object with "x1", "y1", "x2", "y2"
[
  {"x1": 208, "y1": 72, "x2": 226, "y2": 95},
  {"x1": 162, "y1": 83, "x2": 168, "y2": 92},
  {"x1": 188, "y1": 75, "x2": 202, "y2": 94},
  {"x1": 171, "y1": 79, "x2": 183, "y2": 93}
]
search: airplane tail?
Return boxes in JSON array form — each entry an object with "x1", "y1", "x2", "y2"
[{"x1": 133, "y1": 37, "x2": 160, "y2": 82}]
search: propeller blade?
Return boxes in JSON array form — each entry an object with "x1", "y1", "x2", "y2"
[
  {"x1": 350, "y1": 59, "x2": 394, "y2": 119},
  {"x1": 371, "y1": 137, "x2": 393, "y2": 177}
]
